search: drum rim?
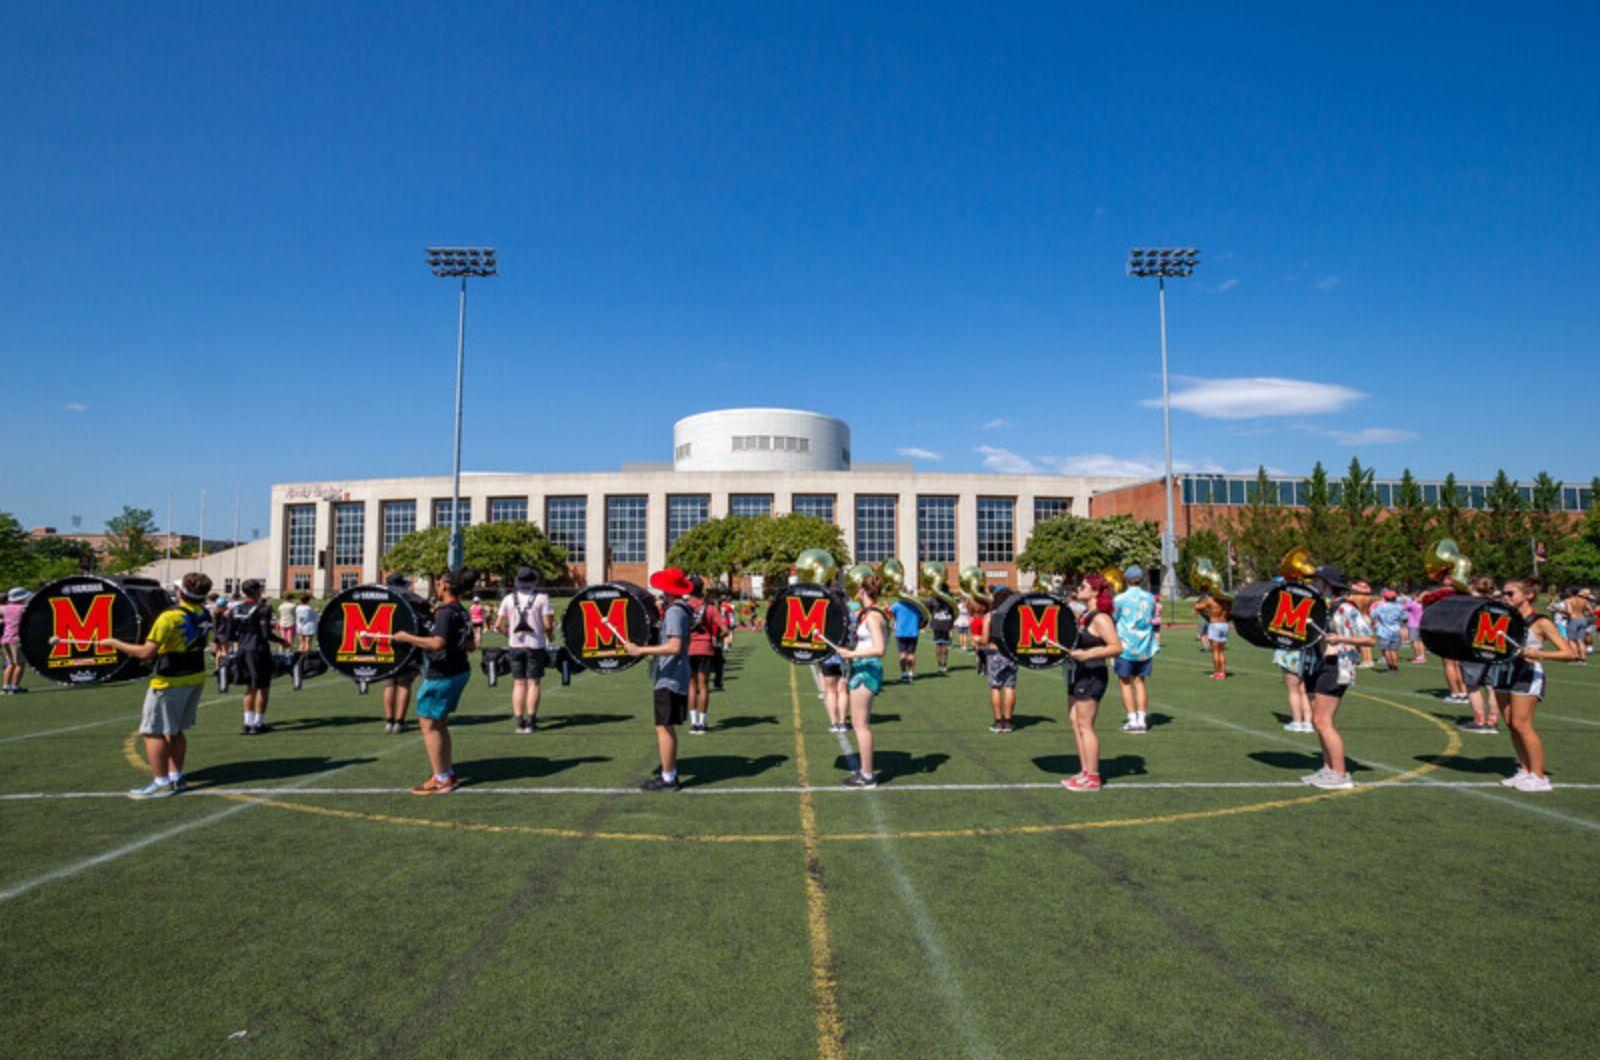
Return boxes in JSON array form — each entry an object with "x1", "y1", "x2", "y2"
[
  {"x1": 19, "y1": 574, "x2": 160, "y2": 685},
  {"x1": 763, "y1": 582, "x2": 850, "y2": 664},
  {"x1": 315, "y1": 583, "x2": 423, "y2": 683},
  {"x1": 990, "y1": 590, "x2": 1076, "y2": 668},
  {"x1": 559, "y1": 581, "x2": 660, "y2": 674}
]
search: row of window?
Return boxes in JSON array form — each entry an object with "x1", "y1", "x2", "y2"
[
  {"x1": 1181, "y1": 475, "x2": 1595, "y2": 512},
  {"x1": 731, "y1": 434, "x2": 811, "y2": 453},
  {"x1": 288, "y1": 495, "x2": 1077, "y2": 570}
]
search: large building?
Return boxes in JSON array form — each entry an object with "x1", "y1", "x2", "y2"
[{"x1": 265, "y1": 408, "x2": 1140, "y2": 594}]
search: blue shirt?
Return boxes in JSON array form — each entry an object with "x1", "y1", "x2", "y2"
[
  {"x1": 891, "y1": 600, "x2": 921, "y2": 639},
  {"x1": 1371, "y1": 601, "x2": 1404, "y2": 638},
  {"x1": 1113, "y1": 587, "x2": 1159, "y2": 661}
]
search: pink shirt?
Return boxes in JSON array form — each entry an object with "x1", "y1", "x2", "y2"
[{"x1": 1, "y1": 602, "x2": 22, "y2": 644}]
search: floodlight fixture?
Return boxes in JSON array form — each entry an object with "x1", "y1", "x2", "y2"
[
  {"x1": 427, "y1": 246, "x2": 499, "y2": 278},
  {"x1": 1127, "y1": 247, "x2": 1200, "y2": 278}
]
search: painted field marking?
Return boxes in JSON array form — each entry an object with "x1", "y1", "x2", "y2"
[
  {"x1": 787, "y1": 667, "x2": 846, "y2": 1060},
  {"x1": 0, "y1": 694, "x2": 241, "y2": 748}
]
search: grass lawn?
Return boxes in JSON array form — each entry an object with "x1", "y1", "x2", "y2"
[{"x1": 2, "y1": 625, "x2": 1598, "y2": 1058}]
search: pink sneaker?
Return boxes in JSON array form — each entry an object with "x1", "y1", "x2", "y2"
[{"x1": 1062, "y1": 773, "x2": 1102, "y2": 792}]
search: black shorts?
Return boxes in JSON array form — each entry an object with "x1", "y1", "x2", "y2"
[
  {"x1": 238, "y1": 650, "x2": 275, "y2": 691},
  {"x1": 653, "y1": 687, "x2": 689, "y2": 726},
  {"x1": 387, "y1": 662, "x2": 420, "y2": 686},
  {"x1": 896, "y1": 636, "x2": 918, "y2": 654},
  {"x1": 1067, "y1": 665, "x2": 1108, "y2": 702},
  {"x1": 690, "y1": 655, "x2": 717, "y2": 674},
  {"x1": 818, "y1": 658, "x2": 844, "y2": 677},
  {"x1": 507, "y1": 647, "x2": 547, "y2": 680},
  {"x1": 1309, "y1": 664, "x2": 1348, "y2": 698}
]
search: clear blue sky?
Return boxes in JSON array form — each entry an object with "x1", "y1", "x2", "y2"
[{"x1": 3, "y1": 1, "x2": 1595, "y2": 537}]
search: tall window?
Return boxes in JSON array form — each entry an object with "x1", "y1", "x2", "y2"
[
  {"x1": 977, "y1": 497, "x2": 1014, "y2": 563},
  {"x1": 339, "y1": 571, "x2": 360, "y2": 590},
  {"x1": 488, "y1": 497, "x2": 527, "y2": 523},
  {"x1": 607, "y1": 496, "x2": 648, "y2": 563},
  {"x1": 381, "y1": 500, "x2": 416, "y2": 556},
  {"x1": 546, "y1": 497, "x2": 587, "y2": 563},
  {"x1": 729, "y1": 494, "x2": 773, "y2": 518},
  {"x1": 667, "y1": 495, "x2": 709, "y2": 549},
  {"x1": 433, "y1": 498, "x2": 471, "y2": 530},
  {"x1": 793, "y1": 494, "x2": 835, "y2": 522},
  {"x1": 332, "y1": 502, "x2": 364, "y2": 567},
  {"x1": 1033, "y1": 497, "x2": 1072, "y2": 524},
  {"x1": 855, "y1": 496, "x2": 896, "y2": 563},
  {"x1": 916, "y1": 496, "x2": 956, "y2": 562},
  {"x1": 286, "y1": 505, "x2": 316, "y2": 567}
]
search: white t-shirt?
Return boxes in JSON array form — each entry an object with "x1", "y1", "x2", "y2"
[
  {"x1": 498, "y1": 591, "x2": 553, "y2": 649},
  {"x1": 294, "y1": 604, "x2": 317, "y2": 635}
]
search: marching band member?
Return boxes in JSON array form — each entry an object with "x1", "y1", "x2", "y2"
[
  {"x1": 619, "y1": 567, "x2": 696, "y2": 791},
  {"x1": 1299, "y1": 566, "x2": 1374, "y2": 791},
  {"x1": 1455, "y1": 577, "x2": 1503, "y2": 734},
  {"x1": 686, "y1": 576, "x2": 727, "y2": 735},
  {"x1": 1113, "y1": 565, "x2": 1158, "y2": 734},
  {"x1": 2, "y1": 587, "x2": 28, "y2": 694},
  {"x1": 974, "y1": 588, "x2": 1017, "y2": 733},
  {"x1": 232, "y1": 579, "x2": 289, "y2": 735},
  {"x1": 1495, "y1": 579, "x2": 1576, "y2": 792},
  {"x1": 1061, "y1": 574, "x2": 1123, "y2": 792},
  {"x1": 891, "y1": 595, "x2": 922, "y2": 683},
  {"x1": 382, "y1": 573, "x2": 430, "y2": 734},
  {"x1": 494, "y1": 566, "x2": 554, "y2": 733},
  {"x1": 390, "y1": 568, "x2": 478, "y2": 795},
  {"x1": 832, "y1": 574, "x2": 888, "y2": 788},
  {"x1": 1194, "y1": 590, "x2": 1231, "y2": 680}
]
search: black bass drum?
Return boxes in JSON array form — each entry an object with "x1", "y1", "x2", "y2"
[
  {"x1": 316, "y1": 585, "x2": 424, "y2": 686},
  {"x1": 560, "y1": 582, "x2": 660, "y2": 674},
  {"x1": 1232, "y1": 581, "x2": 1328, "y2": 650},
  {"x1": 19, "y1": 575, "x2": 172, "y2": 685},
  {"x1": 1419, "y1": 595, "x2": 1527, "y2": 663},
  {"x1": 991, "y1": 591, "x2": 1077, "y2": 670},
  {"x1": 764, "y1": 583, "x2": 851, "y2": 664}
]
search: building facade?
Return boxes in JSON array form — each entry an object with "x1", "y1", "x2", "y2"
[{"x1": 267, "y1": 408, "x2": 1138, "y2": 594}]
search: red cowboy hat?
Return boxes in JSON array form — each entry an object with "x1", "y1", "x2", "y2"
[{"x1": 648, "y1": 567, "x2": 695, "y2": 596}]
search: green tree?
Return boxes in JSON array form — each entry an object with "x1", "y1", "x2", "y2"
[
  {"x1": 1222, "y1": 467, "x2": 1292, "y2": 581},
  {"x1": 103, "y1": 506, "x2": 160, "y2": 573},
  {"x1": 666, "y1": 516, "x2": 755, "y2": 586},
  {"x1": 1478, "y1": 470, "x2": 1529, "y2": 579},
  {"x1": 1436, "y1": 472, "x2": 1467, "y2": 540},
  {"x1": 463, "y1": 521, "x2": 568, "y2": 584},
  {"x1": 1295, "y1": 462, "x2": 1338, "y2": 566},
  {"x1": 1018, "y1": 514, "x2": 1159, "y2": 580},
  {"x1": 1382, "y1": 469, "x2": 1434, "y2": 589},
  {"x1": 1337, "y1": 456, "x2": 1382, "y2": 582},
  {"x1": 1177, "y1": 528, "x2": 1228, "y2": 593},
  {"x1": 1544, "y1": 482, "x2": 1600, "y2": 585},
  {"x1": 26, "y1": 534, "x2": 96, "y2": 582},
  {"x1": 0, "y1": 513, "x2": 35, "y2": 587},
  {"x1": 1527, "y1": 471, "x2": 1571, "y2": 577},
  {"x1": 734, "y1": 514, "x2": 850, "y2": 590},
  {"x1": 380, "y1": 527, "x2": 450, "y2": 581}
]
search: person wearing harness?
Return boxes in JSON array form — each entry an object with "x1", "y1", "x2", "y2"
[
  {"x1": 832, "y1": 573, "x2": 888, "y2": 788},
  {"x1": 391, "y1": 568, "x2": 478, "y2": 795},
  {"x1": 1298, "y1": 566, "x2": 1375, "y2": 791},
  {"x1": 495, "y1": 567, "x2": 554, "y2": 733},
  {"x1": 100, "y1": 572, "x2": 215, "y2": 799},
  {"x1": 684, "y1": 576, "x2": 724, "y2": 734},
  {"x1": 1495, "y1": 578, "x2": 1577, "y2": 793},
  {"x1": 1061, "y1": 573, "x2": 1124, "y2": 793},
  {"x1": 619, "y1": 567, "x2": 696, "y2": 791},
  {"x1": 975, "y1": 588, "x2": 1018, "y2": 733},
  {"x1": 382, "y1": 573, "x2": 430, "y2": 734},
  {"x1": 232, "y1": 578, "x2": 289, "y2": 735}
]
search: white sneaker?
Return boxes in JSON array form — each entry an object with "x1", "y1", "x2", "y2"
[
  {"x1": 1300, "y1": 767, "x2": 1333, "y2": 785},
  {"x1": 1121, "y1": 719, "x2": 1143, "y2": 733},
  {"x1": 1283, "y1": 721, "x2": 1300, "y2": 731},
  {"x1": 1499, "y1": 769, "x2": 1530, "y2": 788},
  {"x1": 1310, "y1": 771, "x2": 1355, "y2": 790},
  {"x1": 1512, "y1": 773, "x2": 1553, "y2": 793}
]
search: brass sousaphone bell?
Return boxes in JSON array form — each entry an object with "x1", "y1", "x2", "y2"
[
  {"x1": 1281, "y1": 546, "x2": 1317, "y2": 583},
  {"x1": 959, "y1": 563, "x2": 993, "y2": 608},
  {"x1": 843, "y1": 563, "x2": 876, "y2": 599},
  {"x1": 1190, "y1": 556, "x2": 1231, "y2": 603},
  {"x1": 1424, "y1": 538, "x2": 1472, "y2": 592},
  {"x1": 1101, "y1": 567, "x2": 1126, "y2": 595},
  {"x1": 919, "y1": 561, "x2": 960, "y2": 611},
  {"x1": 793, "y1": 548, "x2": 838, "y2": 587},
  {"x1": 878, "y1": 558, "x2": 931, "y2": 622}
]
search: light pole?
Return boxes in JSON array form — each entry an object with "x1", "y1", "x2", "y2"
[
  {"x1": 1127, "y1": 247, "x2": 1199, "y2": 605},
  {"x1": 426, "y1": 246, "x2": 497, "y2": 571}
]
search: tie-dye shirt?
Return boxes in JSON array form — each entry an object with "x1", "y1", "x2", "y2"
[{"x1": 1113, "y1": 587, "x2": 1159, "y2": 661}]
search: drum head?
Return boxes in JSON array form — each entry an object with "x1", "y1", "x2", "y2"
[
  {"x1": 764, "y1": 584, "x2": 851, "y2": 664},
  {"x1": 1232, "y1": 581, "x2": 1328, "y2": 650},
  {"x1": 561, "y1": 582, "x2": 660, "y2": 674},
  {"x1": 991, "y1": 591, "x2": 1077, "y2": 669},
  {"x1": 316, "y1": 585, "x2": 423, "y2": 684},
  {"x1": 20, "y1": 575, "x2": 163, "y2": 685},
  {"x1": 1419, "y1": 595, "x2": 1527, "y2": 662}
]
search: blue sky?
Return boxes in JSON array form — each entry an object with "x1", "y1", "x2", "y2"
[{"x1": 3, "y1": 2, "x2": 1596, "y2": 537}]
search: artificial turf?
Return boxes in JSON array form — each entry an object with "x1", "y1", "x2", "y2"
[{"x1": 2, "y1": 626, "x2": 1598, "y2": 1058}]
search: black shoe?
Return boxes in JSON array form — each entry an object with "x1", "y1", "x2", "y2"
[
  {"x1": 241, "y1": 724, "x2": 254, "y2": 735},
  {"x1": 641, "y1": 775, "x2": 682, "y2": 792},
  {"x1": 843, "y1": 771, "x2": 877, "y2": 789},
  {"x1": 254, "y1": 723, "x2": 271, "y2": 734},
  {"x1": 526, "y1": 718, "x2": 538, "y2": 732}
]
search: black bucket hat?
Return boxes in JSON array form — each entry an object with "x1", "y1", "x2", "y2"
[
  {"x1": 513, "y1": 566, "x2": 542, "y2": 590},
  {"x1": 1313, "y1": 565, "x2": 1350, "y2": 592}
]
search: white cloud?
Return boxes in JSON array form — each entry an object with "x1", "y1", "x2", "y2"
[
  {"x1": 1146, "y1": 377, "x2": 1367, "y2": 420},
  {"x1": 1314, "y1": 274, "x2": 1342, "y2": 291},
  {"x1": 979, "y1": 418, "x2": 1011, "y2": 431},
  {"x1": 1214, "y1": 277, "x2": 1238, "y2": 292},
  {"x1": 896, "y1": 447, "x2": 942, "y2": 461},
  {"x1": 1295, "y1": 425, "x2": 1417, "y2": 445},
  {"x1": 973, "y1": 445, "x2": 1036, "y2": 474},
  {"x1": 65, "y1": 402, "x2": 88, "y2": 412}
]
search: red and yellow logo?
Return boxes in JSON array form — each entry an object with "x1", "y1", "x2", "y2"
[
  {"x1": 49, "y1": 593, "x2": 117, "y2": 666},
  {"x1": 579, "y1": 599, "x2": 630, "y2": 654},
  {"x1": 1016, "y1": 604, "x2": 1061, "y2": 653},
  {"x1": 1268, "y1": 594, "x2": 1316, "y2": 640},
  {"x1": 782, "y1": 597, "x2": 829, "y2": 647},
  {"x1": 1471, "y1": 611, "x2": 1512, "y2": 652},
  {"x1": 338, "y1": 602, "x2": 396, "y2": 660}
]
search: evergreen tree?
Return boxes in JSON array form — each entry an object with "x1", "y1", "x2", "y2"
[
  {"x1": 1296, "y1": 462, "x2": 1338, "y2": 568},
  {"x1": 1337, "y1": 457, "x2": 1381, "y2": 581},
  {"x1": 103, "y1": 506, "x2": 160, "y2": 573},
  {"x1": 1223, "y1": 466, "x2": 1291, "y2": 581},
  {"x1": 1478, "y1": 470, "x2": 1529, "y2": 579},
  {"x1": 1383, "y1": 469, "x2": 1433, "y2": 589},
  {"x1": 1527, "y1": 471, "x2": 1571, "y2": 578}
]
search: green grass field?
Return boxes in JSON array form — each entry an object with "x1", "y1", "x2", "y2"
[{"x1": 3, "y1": 627, "x2": 1598, "y2": 1058}]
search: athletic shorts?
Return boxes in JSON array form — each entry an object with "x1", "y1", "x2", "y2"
[
  {"x1": 239, "y1": 650, "x2": 275, "y2": 691},
  {"x1": 141, "y1": 684, "x2": 202, "y2": 735},
  {"x1": 2, "y1": 642, "x2": 20, "y2": 665},
  {"x1": 1115, "y1": 657, "x2": 1153, "y2": 680},
  {"x1": 1309, "y1": 664, "x2": 1349, "y2": 699},
  {"x1": 1376, "y1": 632, "x2": 1401, "y2": 652},
  {"x1": 896, "y1": 636, "x2": 918, "y2": 654},
  {"x1": 847, "y1": 660, "x2": 883, "y2": 694},
  {"x1": 1067, "y1": 664, "x2": 1109, "y2": 701},
  {"x1": 1206, "y1": 623, "x2": 1230, "y2": 643},
  {"x1": 416, "y1": 671, "x2": 470, "y2": 720},
  {"x1": 1567, "y1": 617, "x2": 1591, "y2": 641},
  {"x1": 653, "y1": 687, "x2": 689, "y2": 726},
  {"x1": 1459, "y1": 660, "x2": 1495, "y2": 689},
  {"x1": 1152, "y1": 623, "x2": 1162, "y2": 633},
  {"x1": 932, "y1": 633, "x2": 951, "y2": 647},
  {"x1": 690, "y1": 655, "x2": 717, "y2": 674},
  {"x1": 1498, "y1": 662, "x2": 1545, "y2": 700},
  {"x1": 818, "y1": 658, "x2": 844, "y2": 678},
  {"x1": 387, "y1": 661, "x2": 421, "y2": 685},
  {"x1": 507, "y1": 647, "x2": 547, "y2": 681},
  {"x1": 984, "y1": 652, "x2": 1017, "y2": 690}
]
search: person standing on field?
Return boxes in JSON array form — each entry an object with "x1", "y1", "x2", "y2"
[
  {"x1": 391, "y1": 568, "x2": 478, "y2": 795},
  {"x1": 277, "y1": 595, "x2": 298, "y2": 652},
  {"x1": 232, "y1": 579, "x2": 289, "y2": 734},
  {"x1": 382, "y1": 573, "x2": 430, "y2": 734},
  {"x1": 1370, "y1": 589, "x2": 1406, "y2": 673},
  {"x1": 294, "y1": 594, "x2": 318, "y2": 653},
  {"x1": 2, "y1": 587, "x2": 28, "y2": 694},
  {"x1": 494, "y1": 567, "x2": 553, "y2": 733},
  {"x1": 685, "y1": 576, "x2": 725, "y2": 734},
  {"x1": 1113, "y1": 565, "x2": 1158, "y2": 733},
  {"x1": 618, "y1": 567, "x2": 696, "y2": 791}
]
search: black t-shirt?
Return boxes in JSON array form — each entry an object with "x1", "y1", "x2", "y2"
[
  {"x1": 232, "y1": 601, "x2": 277, "y2": 654},
  {"x1": 425, "y1": 601, "x2": 472, "y2": 678}
]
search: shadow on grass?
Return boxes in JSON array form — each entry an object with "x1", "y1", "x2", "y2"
[
  {"x1": 1145, "y1": 712, "x2": 1173, "y2": 729},
  {"x1": 267, "y1": 715, "x2": 382, "y2": 732},
  {"x1": 679, "y1": 753, "x2": 788, "y2": 787},
  {"x1": 538, "y1": 713, "x2": 632, "y2": 731},
  {"x1": 1032, "y1": 754, "x2": 1146, "y2": 780},
  {"x1": 1248, "y1": 750, "x2": 1373, "y2": 775},
  {"x1": 1415, "y1": 753, "x2": 1519, "y2": 775},
  {"x1": 828, "y1": 750, "x2": 950, "y2": 783},
  {"x1": 713, "y1": 715, "x2": 778, "y2": 731},
  {"x1": 869, "y1": 713, "x2": 902, "y2": 724},
  {"x1": 458, "y1": 755, "x2": 610, "y2": 783},
  {"x1": 188, "y1": 756, "x2": 376, "y2": 787},
  {"x1": 1009, "y1": 713, "x2": 1056, "y2": 731}
]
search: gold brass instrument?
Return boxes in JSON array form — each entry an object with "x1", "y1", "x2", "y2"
[
  {"x1": 1424, "y1": 538, "x2": 1472, "y2": 592},
  {"x1": 959, "y1": 564, "x2": 993, "y2": 608},
  {"x1": 793, "y1": 548, "x2": 838, "y2": 587},
  {"x1": 1101, "y1": 567, "x2": 1126, "y2": 595},
  {"x1": 919, "y1": 561, "x2": 960, "y2": 610},
  {"x1": 878, "y1": 558, "x2": 931, "y2": 622},
  {"x1": 1191, "y1": 556, "x2": 1231, "y2": 603},
  {"x1": 843, "y1": 563, "x2": 875, "y2": 599},
  {"x1": 1280, "y1": 546, "x2": 1317, "y2": 583}
]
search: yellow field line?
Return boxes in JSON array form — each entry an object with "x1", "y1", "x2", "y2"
[{"x1": 789, "y1": 666, "x2": 847, "y2": 1060}]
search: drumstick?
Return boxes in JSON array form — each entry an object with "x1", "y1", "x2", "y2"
[{"x1": 48, "y1": 636, "x2": 107, "y2": 648}]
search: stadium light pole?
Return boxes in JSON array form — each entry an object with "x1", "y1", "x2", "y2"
[
  {"x1": 426, "y1": 247, "x2": 497, "y2": 571},
  {"x1": 1127, "y1": 247, "x2": 1199, "y2": 605}
]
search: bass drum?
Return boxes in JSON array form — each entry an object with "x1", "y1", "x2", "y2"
[
  {"x1": 560, "y1": 582, "x2": 660, "y2": 674},
  {"x1": 1232, "y1": 581, "x2": 1328, "y2": 651},
  {"x1": 19, "y1": 575, "x2": 172, "y2": 686},
  {"x1": 990, "y1": 591, "x2": 1078, "y2": 669},
  {"x1": 1419, "y1": 595, "x2": 1527, "y2": 663},
  {"x1": 480, "y1": 646, "x2": 512, "y2": 687},
  {"x1": 764, "y1": 583, "x2": 851, "y2": 664},
  {"x1": 316, "y1": 585, "x2": 424, "y2": 686}
]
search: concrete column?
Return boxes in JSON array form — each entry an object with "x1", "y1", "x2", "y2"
[
  {"x1": 362, "y1": 499, "x2": 382, "y2": 584},
  {"x1": 1016, "y1": 494, "x2": 1035, "y2": 589},
  {"x1": 957, "y1": 490, "x2": 978, "y2": 571},
  {"x1": 267, "y1": 498, "x2": 286, "y2": 597},
  {"x1": 897, "y1": 490, "x2": 918, "y2": 571},
  {"x1": 838, "y1": 493, "x2": 857, "y2": 561},
  {"x1": 585, "y1": 491, "x2": 607, "y2": 584},
  {"x1": 528, "y1": 492, "x2": 545, "y2": 531},
  {"x1": 646, "y1": 489, "x2": 668, "y2": 571}
]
